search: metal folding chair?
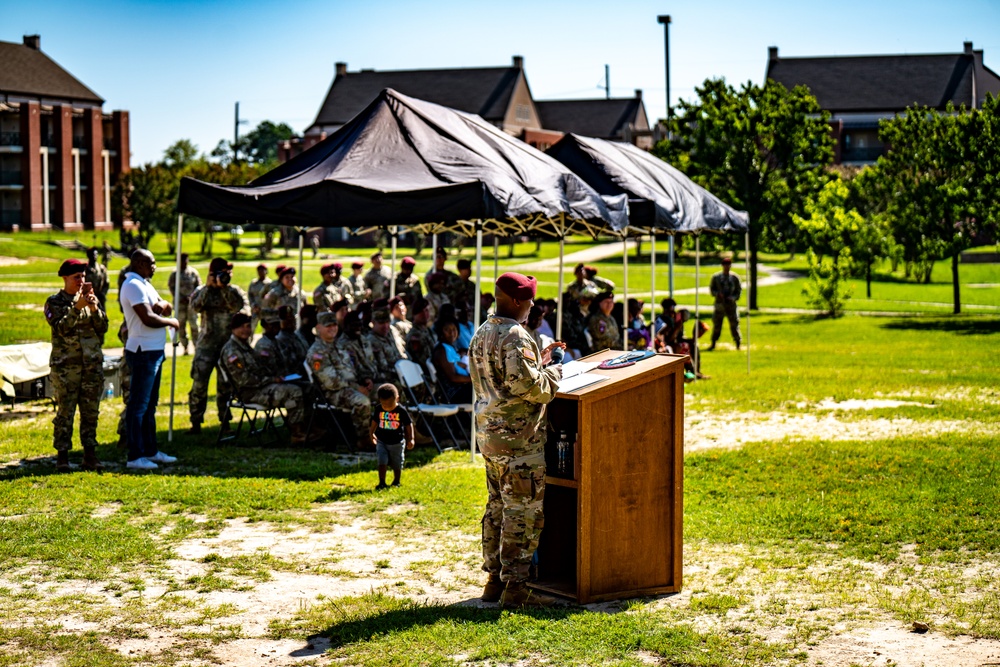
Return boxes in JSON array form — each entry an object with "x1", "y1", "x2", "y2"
[
  {"x1": 394, "y1": 359, "x2": 461, "y2": 453},
  {"x1": 215, "y1": 363, "x2": 283, "y2": 447},
  {"x1": 302, "y1": 361, "x2": 356, "y2": 451}
]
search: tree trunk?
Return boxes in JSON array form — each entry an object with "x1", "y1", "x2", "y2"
[
  {"x1": 866, "y1": 260, "x2": 872, "y2": 299},
  {"x1": 952, "y1": 253, "x2": 961, "y2": 314}
]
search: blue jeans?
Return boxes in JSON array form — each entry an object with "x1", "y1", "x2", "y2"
[{"x1": 125, "y1": 348, "x2": 164, "y2": 461}]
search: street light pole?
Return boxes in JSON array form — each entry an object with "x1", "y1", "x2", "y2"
[{"x1": 657, "y1": 14, "x2": 675, "y2": 297}]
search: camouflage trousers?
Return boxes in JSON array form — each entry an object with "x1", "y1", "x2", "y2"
[
  {"x1": 243, "y1": 383, "x2": 305, "y2": 426},
  {"x1": 481, "y1": 450, "x2": 546, "y2": 583},
  {"x1": 189, "y1": 343, "x2": 231, "y2": 425},
  {"x1": 116, "y1": 357, "x2": 132, "y2": 445},
  {"x1": 324, "y1": 388, "x2": 370, "y2": 443},
  {"x1": 711, "y1": 299, "x2": 741, "y2": 345},
  {"x1": 50, "y1": 364, "x2": 104, "y2": 452},
  {"x1": 178, "y1": 303, "x2": 199, "y2": 349}
]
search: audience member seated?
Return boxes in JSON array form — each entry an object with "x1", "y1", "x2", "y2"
[
  {"x1": 277, "y1": 305, "x2": 308, "y2": 373},
  {"x1": 588, "y1": 291, "x2": 622, "y2": 351},
  {"x1": 432, "y1": 318, "x2": 473, "y2": 404},
  {"x1": 307, "y1": 312, "x2": 372, "y2": 449}
]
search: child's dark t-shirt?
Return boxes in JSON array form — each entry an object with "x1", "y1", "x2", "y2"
[{"x1": 371, "y1": 405, "x2": 412, "y2": 445}]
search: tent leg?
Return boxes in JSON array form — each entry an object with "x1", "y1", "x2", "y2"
[
  {"x1": 390, "y1": 226, "x2": 398, "y2": 299},
  {"x1": 694, "y1": 236, "x2": 700, "y2": 380},
  {"x1": 297, "y1": 228, "x2": 304, "y2": 329},
  {"x1": 472, "y1": 226, "x2": 484, "y2": 462},
  {"x1": 555, "y1": 233, "x2": 565, "y2": 341},
  {"x1": 168, "y1": 214, "x2": 184, "y2": 442},
  {"x1": 668, "y1": 235, "x2": 675, "y2": 297},
  {"x1": 649, "y1": 233, "x2": 656, "y2": 349},
  {"x1": 432, "y1": 233, "x2": 437, "y2": 264},
  {"x1": 745, "y1": 231, "x2": 751, "y2": 374},
  {"x1": 622, "y1": 234, "x2": 629, "y2": 351}
]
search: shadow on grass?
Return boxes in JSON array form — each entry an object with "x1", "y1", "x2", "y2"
[{"x1": 880, "y1": 317, "x2": 1000, "y2": 336}]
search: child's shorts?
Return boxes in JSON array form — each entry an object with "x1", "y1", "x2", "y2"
[{"x1": 376, "y1": 441, "x2": 405, "y2": 469}]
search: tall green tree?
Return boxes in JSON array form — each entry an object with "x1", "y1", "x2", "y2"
[
  {"x1": 654, "y1": 78, "x2": 834, "y2": 309},
  {"x1": 213, "y1": 120, "x2": 296, "y2": 167}
]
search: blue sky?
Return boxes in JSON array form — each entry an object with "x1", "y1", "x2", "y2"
[{"x1": 5, "y1": 0, "x2": 999, "y2": 165}]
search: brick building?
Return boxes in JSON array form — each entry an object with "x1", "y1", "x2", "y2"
[{"x1": 0, "y1": 35, "x2": 130, "y2": 231}]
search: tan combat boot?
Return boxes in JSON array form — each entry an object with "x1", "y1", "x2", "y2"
[
  {"x1": 290, "y1": 423, "x2": 308, "y2": 444},
  {"x1": 499, "y1": 582, "x2": 559, "y2": 609},
  {"x1": 81, "y1": 446, "x2": 104, "y2": 472},
  {"x1": 482, "y1": 574, "x2": 504, "y2": 602}
]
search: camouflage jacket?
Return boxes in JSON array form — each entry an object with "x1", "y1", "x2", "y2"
[
  {"x1": 167, "y1": 266, "x2": 202, "y2": 302},
  {"x1": 425, "y1": 290, "x2": 450, "y2": 324},
  {"x1": 221, "y1": 335, "x2": 271, "y2": 399},
  {"x1": 405, "y1": 324, "x2": 436, "y2": 371},
  {"x1": 307, "y1": 338, "x2": 357, "y2": 395},
  {"x1": 394, "y1": 272, "x2": 423, "y2": 302},
  {"x1": 247, "y1": 278, "x2": 272, "y2": 315},
  {"x1": 45, "y1": 290, "x2": 108, "y2": 368},
  {"x1": 368, "y1": 329, "x2": 406, "y2": 381},
  {"x1": 588, "y1": 312, "x2": 621, "y2": 351},
  {"x1": 566, "y1": 278, "x2": 598, "y2": 302},
  {"x1": 312, "y1": 281, "x2": 339, "y2": 312},
  {"x1": 450, "y1": 275, "x2": 474, "y2": 311},
  {"x1": 391, "y1": 317, "x2": 412, "y2": 341},
  {"x1": 363, "y1": 267, "x2": 391, "y2": 301},
  {"x1": 262, "y1": 282, "x2": 302, "y2": 313},
  {"x1": 333, "y1": 276, "x2": 354, "y2": 305},
  {"x1": 468, "y1": 316, "x2": 561, "y2": 457},
  {"x1": 253, "y1": 334, "x2": 286, "y2": 377},
  {"x1": 347, "y1": 274, "x2": 367, "y2": 303},
  {"x1": 190, "y1": 284, "x2": 249, "y2": 348},
  {"x1": 277, "y1": 330, "x2": 308, "y2": 375},
  {"x1": 591, "y1": 275, "x2": 616, "y2": 292},
  {"x1": 710, "y1": 271, "x2": 742, "y2": 301},
  {"x1": 336, "y1": 334, "x2": 377, "y2": 383}
]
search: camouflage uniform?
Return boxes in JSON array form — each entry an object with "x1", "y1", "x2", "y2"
[
  {"x1": 85, "y1": 260, "x2": 110, "y2": 311},
  {"x1": 425, "y1": 290, "x2": 450, "y2": 324},
  {"x1": 168, "y1": 266, "x2": 202, "y2": 348},
  {"x1": 333, "y1": 276, "x2": 354, "y2": 305},
  {"x1": 337, "y1": 334, "x2": 377, "y2": 385},
  {"x1": 277, "y1": 330, "x2": 308, "y2": 376},
  {"x1": 253, "y1": 334, "x2": 286, "y2": 377},
  {"x1": 306, "y1": 338, "x2": 370, "y2": 440},
  {"x1": 394, "y1": 272, "x2": 423, "y2": 304},
  {"x1": 116, "y1": 322, "x2": 131, "y2": 447},
  {"x1": 312, "y1": 281, "x2": 339, "y2": 312},
  {"x1": 262, "y1": 282, "x2": 303, "y2": 314},
  {"x1": 709, "y1": 270, "x2": 742, "y2": 347},
  {"x1": 188, "y1": 284, "x2": 249, "y2": 426},
  {"x1": 363, "y1": 266, "x2": 392, "y2": 301},
  {"x1": 468, "y1": 315, "x2": 561, "y2": 583},
  {"x1": 45, "y1": 289, "x2": 108, "y2": 453},
  {"x1": 591, "y1": 275, "x2": 616, "y2": 292},
  {"x1": 588, "y1": 312, "x2": 621, "y2": 351},
  {"x1": 391, "y1": 316, "x2": 412, "y2": 341},
  {"x1": 347, "y1": 274, "x2": 367, "y2": 302},
  {"x1": 447, "y1": 274, "x2": 472, "y2": 311},
  {"x1": 247, "y1": 277, "x2": 272, "y2": 332},
  {"x1": 405, "y1": 323, "x2": 436, "y2": 372},
  {"x1": 565, "y1": 278, "x2": 598, "y2": 303},
  {"x1": 368, "y1": 329, "x2": 407, "y2": 384},
  {"x1": 220, "y1": 335, "x2": 306, "y2": 426}
]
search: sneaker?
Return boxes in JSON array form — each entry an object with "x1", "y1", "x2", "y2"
[
  {"x1": 148, "y1": 451, "x2": 177, "y2": 464},
  {"x1": 126, "y1": 458, "x2": 158, "y2": 470}
]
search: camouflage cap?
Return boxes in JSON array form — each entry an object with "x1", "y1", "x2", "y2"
[
  {"x1": 372, "y1": 309, "x2": 391, "y2": 324},
  {"x1": 261, "y1": 309, "x2": 281, "y2": 324},
  {"x1": 316, "y1": 311, "x2": 339, "y2": 326},
  {"x1": 229, "y1": 313, "x2": 251, "y2": 329}
]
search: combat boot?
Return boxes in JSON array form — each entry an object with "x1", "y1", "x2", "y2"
[
  {"x1": 499, "y1": 582, "x2": 559, "y2": 609},
  {"x1": 56, "y1": 450, "x2": 70, "y2": 472},
  {"x1": 188, "y1": 422, "x2": 202, "y2": 435},
  {"x1": 81, "y1": 446, "x2": 104, "y2": 472},
  {"x1": 482, "y1": 574, "x2": 504, "y2": 603},
  {"x1": 289, "y1": 423, "x2": 309, "y2": 444}
]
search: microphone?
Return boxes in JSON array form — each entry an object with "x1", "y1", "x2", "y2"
[{"x1": 549, "y1": 346, "x2": 565, "y2": 365}]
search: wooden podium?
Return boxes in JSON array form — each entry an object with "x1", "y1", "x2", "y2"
[{"x1": 530, "y1": 350, "x2": 686, "y2": 604}]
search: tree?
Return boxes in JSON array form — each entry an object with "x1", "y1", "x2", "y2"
[
  {"x1": 654, "y1": 78, "x2": 835, "y2": 309},
  {"x1": 213, "y1": 120, "x2": 296, "y2": 167}
]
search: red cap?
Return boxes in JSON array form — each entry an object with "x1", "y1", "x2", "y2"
[
  {"x1": 58, "y1": 259, "x2": 87, "y2": 277},
  {"x1": 331, "y1": 262, "x2": 343, "y2": 271},
  {"x1": 496, "y1": 272, "x2": 537, "y2": 301},
  {"x1": 321, "y1": 263, "x2": 335, "y2": 275},
  {"x1": 401, "y1": 256, "x2": 416, "y2": 267},
  {"x1": 279, "y1": 266, "x2": 296, "y2": 278},
  {"x1": 351, "y1": 261, "x2": 364, "y2": 270},
  {"x1": 256, "y1": 263, "x2": 267, "y2": 271}
]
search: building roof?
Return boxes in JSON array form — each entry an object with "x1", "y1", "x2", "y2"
[
  {"x1": 535, "y1": 96, "x2": 648, "y2": 138},
  {"x1": 0, "y1": 36, "x2": 103, "y2": 105},
  {"x1": 309, "y1": 63, "x2": 523, "y2": 131},
  {"x1": 766, "y1": 45, "x2": 1000, "y2": 113}
]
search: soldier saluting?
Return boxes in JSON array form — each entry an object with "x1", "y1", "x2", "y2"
[
  {"x1": 468, "y1": 272, "x2": 565, "y2": 609},
  {"x1": 45, "y1": 258, "x2": 109, "y2": 472}
]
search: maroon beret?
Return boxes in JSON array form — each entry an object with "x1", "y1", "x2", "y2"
[
  {"x1": 321, "y1": 263, "x2": 335, "y2": 275},
  {"x1": 372, "y1": 298, "x2": 390, "y2": 311},
  {"x1": 721, "y1": 257, "x2": 733, "y2": 265},
  {"x1": 332, "y1": 262, "x2": 343, "y2": 271},
  {"x1": 496, "y1": 272, "x2": 537, "y2": 301},
  {"x1": 256, "y1": 263, "x2": 267, "y2": 271},
  {"x1": 229, "y1": 312, "x2": 251, "y2": 329},
  {"x1": 276, "y1": 264, "x2": 286, "y2": 274},
  {"x1": 209, "y1": 257, "x2": 233, "y2": 273},
  {"x1": 411, "y1": 296, "x2": 429, "y2": 313},
  {"x1": 279, "y1": 266, "x2": 296, "y2": 278},
  {"x1": 332, "y1": 299, "x2": 350, "y2": 312},
  {"x1": 351, "y1": 261, "x2": 364, "y2": 270},
  {"x1": 401, "y1": 256, "x2": 416, "y2": 267},
  {"x1": 58, "y1": 259, "x2": 88, "y2": 277},
  {"x1": 387, "y1": 295, "x2": 404, "y2": 308}
]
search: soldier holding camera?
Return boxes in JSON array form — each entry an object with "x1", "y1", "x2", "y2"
[{"x1": 188, "y1": 257, "x2": 249, "y2": 434}]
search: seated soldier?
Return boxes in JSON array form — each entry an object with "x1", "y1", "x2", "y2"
[
  {"x1": 337, "y1": 309, "x2": 378, "y2": 387},
  {"x1": 405, "y1": 297, "x2": 436, "y2": 372},
  {"x1": 307, "y1": 312, "x2": 372, "y2": 449},
  {"x1": 277, "y1": 305, "x2": 308, "y2": 374},
  {"x1": 367, "y1": 303, "x2": 407, "y2": 387},
  {"x1": 253, "y1": 311, "x2": 286, "y2": 377},
  {"x1": 220, "y1": 313, "x2": 321, "y2": 444},
  {"x1": 297, "y1": 304, "x2": 318, "y2": 347},
  {"x1": 425, "y1": 271, "x2": 451, "y2": 323},
  {"x1": 389, "y1": 295, "x2": 411, "y2": 339}
]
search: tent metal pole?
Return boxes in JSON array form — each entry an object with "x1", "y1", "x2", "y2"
[
  {"x1": 745, "y1": 231, "x2": 751, "y2": 374},
  {"x1": 432, "y1": 233, "x2": 437, "y2": 266},
  {"x1": 168, "y1": 214, "x2": 183, "y2": 442},
  {"x1": 555, "y1": 232, "x2": 565, "y2": 341},
  {"x1": 649, "y1": 233, "x2": 656, "y2": 349},
  {"x1": 389, "y1": 226, "x2": 397, "y2": 299},
  {"x1": 297, "y1": 228, "x2": 304, "y2": 329},
  {"x1": 668, "y1": 235, "x2": 675, "y2": 297},
  {"x1": 473, "y1": 226, "x2": 483, "y2": 462},
  {"x1": 694, "y1": 235, "x2": 700, "y2": 380},
  {"x1": 622, "y1": 233, "x2": 629, "y2": 351}
]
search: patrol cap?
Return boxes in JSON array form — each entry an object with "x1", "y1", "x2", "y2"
[
  {"x1": 456, "y1": 258, "x2": 471, "y2": 270},
  {"x1": 316, "y1": 311, "x2": 338, "y2": 326},
  {"x1": 401, "y1": 256, "x2": 416, "y2": 268},
  {"x1": 277, "y1": 305, "x2": 296, "y2": 320},
  {"x1": 331, "y1": 299, "x2": 350, "y2": 312},
  {"x1": 351, "y1": 261, "x2": 364, "y2": 270},
  {"x1": 435, "y1": 247, "x2": 447, "y2": 257},
  {"x1": 372, "y1": 309, "x2": 391, "y2": 324},
  {"x1": 279, "y1": 266, "x2": 296, "y2": 278},
  {"x1": 594, "y1": 291, "x2": 614, "y2": 306},
  {"x1": 579, "y1": 285, "x2": 599, "y2": 300},
  {"x1": 209, "y1": 257, "x2": 233, "y2": 273},
  {"x1": 496, "y1": 272, "x2": 536, "y2": 301},
  {"x1": 411, "y1": 296, "x2": 429, "y2": 313},
  {"x1": 320, "y1": 263, "x2": 335, "y2": 276},
  {"x1": 58, "y1": 259, "x2": 87, "y2": 277},
  {"x1": 229, "y1": 313, "x2": 252, "y2": 329},
  {"x1": 261, "y1": 309, "x2": 281, "y2": 324}
]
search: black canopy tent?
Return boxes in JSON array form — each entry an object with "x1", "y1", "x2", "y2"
[
  {"x1": 173, "y1": 88, "x2": 628, "y2": 445},
  {"x1": 546, "y1": 133, "x2": 751, "y2": 373}
]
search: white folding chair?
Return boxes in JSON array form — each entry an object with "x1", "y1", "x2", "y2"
[
  {"x1": 424, "y1": 359, "x2": 472, "y2": 444},
  {"x1": 215, "y1": 363, "x2": 282, "y2": 447},
  {"x1": 394, "y1": 359, "x2": 460, "y2": 453},
  {"x1": 302, "y1": 361, "x2": 355, "y2": 451}
]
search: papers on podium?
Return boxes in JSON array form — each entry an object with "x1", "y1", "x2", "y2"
[{"x1": 557, "y1": 360, "x2": 608, "y2": 393}]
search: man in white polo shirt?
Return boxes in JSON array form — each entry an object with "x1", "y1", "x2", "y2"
[{"x1": 120, "y1": 249, "x2": 180, "y2": 470}]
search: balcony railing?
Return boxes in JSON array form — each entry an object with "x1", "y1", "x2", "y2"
[
  {"x1": 0, "y1": 170, "x2": 22, "y2": 185},
  {"x1": 0, "y1": 132, "x2": 21, "y2": 147}
]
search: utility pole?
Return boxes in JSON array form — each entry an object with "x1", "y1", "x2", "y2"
[
  {"x1": 605, "y1": 64, "x2": 610, "y2": 99},
  {"x1": 657, "y1": 14, "x2": 675, "y2": 296},
  {"x1": 234, "y1": 102, "x2": 240, "y2": 163}
]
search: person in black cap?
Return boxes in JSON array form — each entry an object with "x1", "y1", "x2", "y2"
[
  {"x1": 364, "y1": 252, "x2": 391, "y2": 302},
  {"x1": 347, "y1": 261, "x2": 367, "y2": 303},
  {"x1": 313, "y1": 264, "x2": 340, "y2": 313},
  {"x1": 587, "y1": 291, "x2": 621, "y2": 351},
  {"x1": 277, "y1": 305, "x2": 309, "y2": 375},
  {"x1": 46, "y1": 258, "x2": 109, "y2": 471},
  {"x1": 394, "y1": 257, "x2": 423, "y2": 306},
  {"x1": 188, "y1": 257, "x2": 249, "y2": 435},
  {"x1": 708, "y1": 256, "x2": 742, "y2": 351},
  {"x1": 404, "y1": 297, "x2": 436, "y2": 371}
]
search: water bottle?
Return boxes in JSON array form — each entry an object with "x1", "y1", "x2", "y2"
[
  {"x1": 104, "y1": 381, "x2": 114, "y2": 401},
  {"x1": 556, "y1": 431, "x2": 569, "y2": 476}
]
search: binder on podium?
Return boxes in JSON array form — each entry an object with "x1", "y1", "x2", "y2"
[{"x1": 531, "y1": 349, "x2": 686, "y2": 604}]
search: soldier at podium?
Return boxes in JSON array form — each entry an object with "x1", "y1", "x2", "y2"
[{"x1": 468, "y1": 272, "x2": 565, "y2": 609}]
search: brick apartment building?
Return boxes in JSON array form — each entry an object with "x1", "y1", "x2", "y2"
[
  {"x1": 766, "y1": 41, "x2": 1000, "y2": 165},
  {"x1": 0, "y1": 34, "x2": 130, "y2": 231}
]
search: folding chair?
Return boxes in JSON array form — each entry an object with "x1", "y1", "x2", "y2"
[
  {"x1": 424, "y1": 359, "x2": 472, "y2": 445},
  {"x1": 302, "y1": 361, "x2": 356, "y2": 451},
  {"x1": 394, "y1": 359, "x2": 461, "y2": 453},
  {"x1": 215, "y1": 363, "x2": 282, "y2": 447}
]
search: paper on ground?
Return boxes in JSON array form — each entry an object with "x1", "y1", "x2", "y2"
[{"x1": 558, "y1": 372, "x2": 609, "y2": 393}]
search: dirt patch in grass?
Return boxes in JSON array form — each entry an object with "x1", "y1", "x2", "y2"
[{"x1": 0, "y1": 256, "x2": 28, "y2": 267}]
